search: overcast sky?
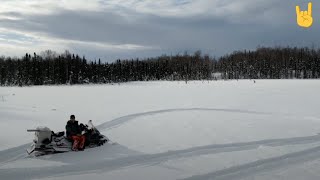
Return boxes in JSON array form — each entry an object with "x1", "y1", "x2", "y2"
[{"x1": 0, "y1": 0, "x2": 319, "y2": 62}]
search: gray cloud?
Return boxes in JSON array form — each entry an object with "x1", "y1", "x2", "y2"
[{"x1": 0, "y1": 0, "x2": 319, "y2": 61}]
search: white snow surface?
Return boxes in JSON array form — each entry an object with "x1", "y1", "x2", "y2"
[{"x1": 1, "y1": 80, "x2": 320, "y2": 180}]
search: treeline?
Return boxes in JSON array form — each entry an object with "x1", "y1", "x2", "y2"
[
  {"x1": 218, "y1": 47, "x2": 320, "y2": 79},
  {"x1": 0, "y1": 50, "x2": 213, "y2": 86},
  {"x1": 0, "y1": 47, "x2": 320, "y2": 86}
]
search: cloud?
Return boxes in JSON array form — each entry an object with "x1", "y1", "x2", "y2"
[{"x1": 0, "y1": 0, "x2": 319, "y2": 61}]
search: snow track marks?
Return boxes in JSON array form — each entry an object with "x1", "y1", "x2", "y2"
[{"x1": 1, "y1": 108, "x2": 320, "y2": 179}]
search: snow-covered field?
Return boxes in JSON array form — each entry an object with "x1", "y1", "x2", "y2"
[{"x1": 1, "y1": 80, "x2": 320, "y2": 180}]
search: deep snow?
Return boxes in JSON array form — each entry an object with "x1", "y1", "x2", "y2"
[{"x1": 1, "y1": 80, "x2": 320, "y2": 180}]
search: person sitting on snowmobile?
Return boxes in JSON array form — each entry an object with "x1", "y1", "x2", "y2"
[{"x1": 66, "y1": 115, "x2": 86, "y2": 151}]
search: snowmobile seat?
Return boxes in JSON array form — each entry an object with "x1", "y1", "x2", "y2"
[{"x1": 52, "y1": 131, "x2": 65, "y2": 137}]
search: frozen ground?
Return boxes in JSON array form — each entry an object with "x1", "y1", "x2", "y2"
[{"x1": 1, "y1": 80, "x2": 320, "y2": 180}]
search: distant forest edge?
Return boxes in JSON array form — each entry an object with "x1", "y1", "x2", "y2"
[{"x1": 1, "y1": 46, "x2": 320, "y2": 86}]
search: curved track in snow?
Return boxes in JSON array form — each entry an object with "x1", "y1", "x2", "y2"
[
  {"x1": 2, "y1": 133, "x2": 320, "y2": 179},
  {"x1": 1, "y1": 108, "x2": 320, "y2": 180},
  {"x1": 181, "y1": 145, "x2": 320, "y2": 180},
  {"x1": 97, "y1": 108, "x2": 272, "y2": 130}
]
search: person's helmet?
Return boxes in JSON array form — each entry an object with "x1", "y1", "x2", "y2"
[{"x1": 70, "y1": 115, "x2": 75, "y2": 120}]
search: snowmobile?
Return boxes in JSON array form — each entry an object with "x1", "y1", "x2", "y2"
[{"x1": 27, "y1": 120, "x2": 109, "y2": 156}]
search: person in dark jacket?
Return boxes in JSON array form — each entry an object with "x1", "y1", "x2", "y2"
[{"x1": 66, "y1": 115, "x2": 86, "y2": 151}]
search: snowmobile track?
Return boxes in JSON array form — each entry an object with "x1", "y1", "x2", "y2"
[
  {"x1": 181, "y1": 145, "x2": 320, "y2": 180},
  {"x1": 2, "y1": 108, "x2": 320, "y2": 179},
  {"x1": 97, "y1": 108, "x2": 273, "y2": 131},
  {"x1": 2, "y1": 133, "x2": 320, "y2": 179}
]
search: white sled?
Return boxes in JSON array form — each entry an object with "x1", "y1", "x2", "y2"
[{"x1": 27, "y1": 120, "x2": 109, "y2": 156}]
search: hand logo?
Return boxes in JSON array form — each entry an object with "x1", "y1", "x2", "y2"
[{"x1": 296, "y1": 2, "x2": 313, "y2": 28}]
